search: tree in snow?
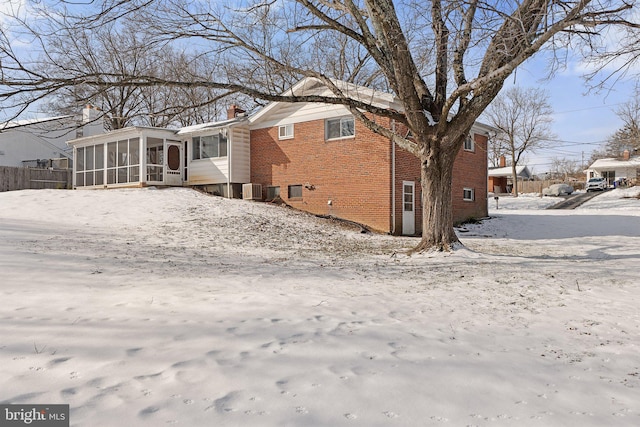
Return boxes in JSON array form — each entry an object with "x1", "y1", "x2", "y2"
[{"x1": 1, "y1": 0, "x2": 639, "y2": 251}]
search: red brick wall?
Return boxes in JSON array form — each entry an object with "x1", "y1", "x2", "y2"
[
  {"x1": 451, "y1": 133, "x2": 489, "y2": 223},
  {"x1": 250, "y1": 118, "x2": 488, "y2": 234},
  {"x1": 250, "y1": 118, "x2": 394, "y2": 233},
  {"x1": 393, "y1": 146, "x2": 422, "y2": 235}
]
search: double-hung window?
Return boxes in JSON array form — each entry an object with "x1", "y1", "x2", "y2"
[
  {"x1": 326, "y1": 116, "x2": 355, "y2": 140},
  {"x1": 464, "y1": 134, "x2": 475, "y2": 152},
  {"x1": 279, "y1": 124, "x2": 294, "y2": 140}
]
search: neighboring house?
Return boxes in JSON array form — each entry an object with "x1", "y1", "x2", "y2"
[
  {"x1": 67, "y1": 78, "x2": 492, "y2": 235},
  {"x1": 585, "y1": 150, "x2": 640, "y2": 186},
  {"x1": 488, "y1": 157, "x2": 533, "y2": 194},
  {"x1": 0, "y1": 106, "x2": 103, "y2": 168}
]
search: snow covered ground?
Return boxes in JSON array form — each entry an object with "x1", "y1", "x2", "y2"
[{"x1": 1, "y1": 187, "x2": 639, "y2": 426}]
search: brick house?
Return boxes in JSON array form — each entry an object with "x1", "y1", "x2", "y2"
[
  {"x1": 67, "y1": 78, "x2": 491, "y2": 235},
  {"x1": 248, "y1": 78, "x2": 491, "y2": 235}
]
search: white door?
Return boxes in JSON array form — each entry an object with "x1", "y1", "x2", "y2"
[
  {"x1": 402, "y1": 181, "x2": 415, "y2": 235},
  {"x1": 164, "y1": 141, "x2": 183, "y2": 186}
]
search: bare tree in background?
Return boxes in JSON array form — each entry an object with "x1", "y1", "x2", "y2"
[
  {"x1": 605, "y1": 87, "x2": 640, "y2": 156},
  {"x1": 486, "y1": 86, "x2": 554, "y2": 197},
  {"x1": 487, "y1": 134, "x2": 507, "y2": 168},
  {"x1": 550, "y1": 157, "x2": 581, "y2": 180},
  {"x1": 38, "y1": 19, "x2": 242, "y2": 129},
  {"x1": 2, "y1": 0, "x2": 639, "y2": 251}
]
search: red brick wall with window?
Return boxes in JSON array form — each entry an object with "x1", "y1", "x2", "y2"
[
  {"x1": 250, "y1": 118, "x2": 395, "y2": 233},
  {"x1": 250, "y1": 118, "x2": 488, "y2": 234},
  {"x1": 391, "y1": 130, "x2": 488, "y2": 233},
  {"x1": 451, "y1": 133, "x2": 489, "y2": 223}
]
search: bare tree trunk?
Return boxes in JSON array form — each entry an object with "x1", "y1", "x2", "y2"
[
  {"x1": 412, "y1": 149, "x2": 459, "y2": 252},
  {"x1": 511, "y1": 161, "x2": 519, "y2": 197}
]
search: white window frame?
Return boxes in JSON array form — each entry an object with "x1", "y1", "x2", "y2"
[
  {"x1": 192, "y1": 130, "x2": 228, "y2": 160},
  {"x1": 464, "y1": 134, "x2": 475, "y2": 152},
  {"x1": 278, "y1": 124, "x2": 294, "y2": 140},
  {"x1": 463, "y1": 187, "x2": 475, "y2": 201},
  {"x1": 325, "y1": 116, "x2": 355, "y2": 140}
]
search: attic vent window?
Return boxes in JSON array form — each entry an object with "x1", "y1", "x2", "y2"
[{"x1": 278, "y1": 124, "x2": 294, "y2": 140}]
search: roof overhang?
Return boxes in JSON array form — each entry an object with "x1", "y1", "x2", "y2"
[
  {"x1": 587, "y1": 156, "x2": 640, "y2": 170},
  {"x1": 488, "y1": 165, "x2": 531, "y2": 178},
  {"x1": 66, "y1": 126, "x2": 177, "y2": 147},
  {"x1": 177, "y1": 116, "x2": 248, "y2": 135}
]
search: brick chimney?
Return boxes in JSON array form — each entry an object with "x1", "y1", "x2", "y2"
[
  {"x1": 623, "y1": 149, "x2": 630, "y2": 160},
  {"x1": 499, "y1": 155, "x2": 506, "y2": 167},
  {"x1": 227, "y1": 105, "x2": 245, "y2": 120}
]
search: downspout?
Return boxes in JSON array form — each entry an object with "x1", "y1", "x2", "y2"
[
  {"x1": 227, "y1": 128, "x2": 231, "y2": 198},
  {"x1": 140, "y1": 135, "x2": 145, "y2": 186},
  {"x1": 391, "y1": 120, "x2": 396, "y2": 235},
  {"x1": 72, "y1": 146, "x2": 77, "y2": 188}
]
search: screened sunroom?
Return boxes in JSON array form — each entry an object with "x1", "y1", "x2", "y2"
[
  {"x1": 67, "y1": 116, "x2": 251, "y2": 192},
  {"x1": 68, "y1": 127, "x2": 185, "y2": 189}
]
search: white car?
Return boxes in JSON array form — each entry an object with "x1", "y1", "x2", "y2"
[
  {"x1": 542, "y1": 183, "x2": 574, "y2": 196},
  {"x1": 586, "y1": 177, "x2": 607, "y2": 192}
]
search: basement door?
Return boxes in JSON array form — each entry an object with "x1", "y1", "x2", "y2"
[
  {"x1": 402, "y1": 181, "x2": 415, "y2": 235},
  {"x1": 164, "y1": 141, "x2": 183, "y2": 186}
]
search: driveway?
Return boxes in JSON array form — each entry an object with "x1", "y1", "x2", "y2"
[{"x1": 546, "y1": 190, "x2": 609, "y2": 209}]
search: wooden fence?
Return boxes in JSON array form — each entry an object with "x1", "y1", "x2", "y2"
[
  {"x1": 0, "y1": 166, "x2": 72, "y2": 192},
  {"x1": 494, "y1": 180, "x2": 586, "y2": 195}
]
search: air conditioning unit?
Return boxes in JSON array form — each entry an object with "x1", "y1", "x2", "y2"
[{"x1": 243, "y1": 183, "x2": 263, "y2": 200}]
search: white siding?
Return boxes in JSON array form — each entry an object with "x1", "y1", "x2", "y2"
[
  {"x1": 185, "y1": 124, "x2": 251, "y2": 186},
  {"x1": 250, "y1": 103, "x2": 351, "y2": 130},
  {"x1": 230, "y1": 125, "x2": 250, "y2": 183},
  {"x1": 249, "y1": 77, "x2": 403, "y2": 131},
  {"x1": 188, "y1": 158, "x2": 229, "y2": 185},
  {"x1": 0, "y1": 119, "x2": 76, "y2": 167}
]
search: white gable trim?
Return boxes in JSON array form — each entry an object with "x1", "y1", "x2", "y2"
[{"x1": 249, "y1": 77, "x2": 403, "y2": 129}]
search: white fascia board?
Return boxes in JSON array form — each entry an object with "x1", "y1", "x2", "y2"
[
  {"x1": 249, "y1": 104, "x2": 351, "y2": 130},
  {"x1": 470, "y1": 120, "x2": 501, "y2": 135},
  {"x1": 248, "y1": 78, "x2": 318, "y2": 125},
  {"x1": 1, "y1": 115, "x2": 73, "y2": 130},
  {"x1": 249, "y1": 77, "x2": 402, "y2": 127},
  {"x1": 177, "y1": 117, "x2": 247, "y2": 135},
  {"x1": 66, "y1": 126, "x2": 177, "y2": 147}
]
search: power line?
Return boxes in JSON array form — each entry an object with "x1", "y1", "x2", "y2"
[
  {"x1": 553, "y1": 103, "x2": 624, "y2": 114},
  {"x1": 543, "y1": 138, "x2": 607, "y2": 146}
]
